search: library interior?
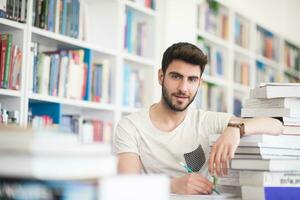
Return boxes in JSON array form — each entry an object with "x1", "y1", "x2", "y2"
[{"x1": 0, "y1": 0, "x2": 300, "y2": 199}]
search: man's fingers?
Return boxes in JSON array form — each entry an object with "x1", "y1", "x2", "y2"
[
  {"x1": 191, "y1": 173, "x2": 213, "y2": 193},
  {"x1": 192, "y1": 174, "x2": 213, "y2": 192},
  {"x1": 188, "y1": 183, "x2": 209, "y2": 194},
  {"x1": 221, "y1": 147, "x2": 229, "y2": 176},
  {"x1": 189, "y1": 179, "x2": 211, "y2": 194},
  {"x1": 214, "y1": 145, "x2": 223, "y2": 177},
  {"x1": 209, "y1": 145, "x2": 217, "y2": 175}
]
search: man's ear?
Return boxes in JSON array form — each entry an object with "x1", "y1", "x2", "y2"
[{"x1": 158, "y1": 69, "x2": 164, "y2": 86}]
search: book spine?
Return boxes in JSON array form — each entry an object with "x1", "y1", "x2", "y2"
[
  {"x1": 0, "y1": 0, "x2": 7, "y2": 18},
  {"x1": 8, "y1": 45, "x2": 16, "y2": 89},
  {"x1": 48, "y1": 0, "x2": 54, "y2": 31},
  {"x1": 240, "y1": 172, "x2": 300, "y2": 186},
  {"x1": 61, "y1": 0, "x2": 67, "y2": 34},
  {"x1": 3, "y1": 33, "x2": 12, "y2": 89},
  {"x1": 83, "y1": 49, "x2": 92, "y2": 101},
  {"x1": 0, "y1": 33, "x2": 8, "y2": 88},
  {"x1": 20, "y1": 0, "x2": 26, "y2": 22}
]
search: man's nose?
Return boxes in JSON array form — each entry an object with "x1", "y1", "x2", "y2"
[{"x1": 178, "y1": 79, "x2": 188, "y2": 93}]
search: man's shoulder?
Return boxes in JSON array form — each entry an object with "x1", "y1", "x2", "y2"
[
  {"x1": 118, "y1": 108, "x2": 148, "y2": 126},
  {"x1": 189, "y1": 108, "x2": 232, "y2": 119}
]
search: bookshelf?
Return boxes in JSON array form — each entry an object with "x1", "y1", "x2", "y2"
[
  {"x1": 0, "y1": 0, "x2": 160, "y2": 140},
  {"x1": 188, "y1": 0, "x2": 300, "y2": 116},
  {"x1": 0, "y1": 0, "x2": 159, "y2": 196}
]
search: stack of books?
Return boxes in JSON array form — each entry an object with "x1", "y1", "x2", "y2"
[
  {"x1": 0, "y1": 125, "x2": 117, "y2": 199},
  {"x1": 210, "y1": 134, "x2": 300, "y2": 200},
  {"x1": 216, "y1": 170, "x2": 242, "y2": 197},
  {"x1": 236, "y1": 83, "x2": 300, "y2": 200},
  {"x1": 242, "y1": 83, "x2": 300, "y2": 132},
  {"x1": 208, "y1": 138, "x2": 242, "y2": 198}
]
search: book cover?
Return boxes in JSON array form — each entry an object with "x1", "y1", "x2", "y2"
[
  {"x1": 241, "y1": 107, "x2": 300, "y2": 118},
  {"x1": 235, "y1": 146, "x2": 300, "y2": 156},
  {"x1": 250, "y1": 83, "x2": 300, "y2": 98},
  {"x1": 244, "y1": 98, "x2": 300, "y2": 109},
  {"x1": 210, "y1": 134, "x2": 300, "y2": 149},
  {"x1": 240, "y1": 171, "x2": 300, "y2": 187},
  {"x1": 242, "y1": 186, "x2": 300, "y2": 200},
  {"x1": 0, "y1": 154, "x2": 116, "y2": 180},
  {"x1": 231, "y1": 159, "x2": 300, "y2": 171}
]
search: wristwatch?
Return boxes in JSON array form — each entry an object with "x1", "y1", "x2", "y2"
[{"x1": 227, "y1": 121, "x2": 245, "y2": 138}]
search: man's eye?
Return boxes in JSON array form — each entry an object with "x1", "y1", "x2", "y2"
[
  {"x1": 171, "y1": 75, "x2": 180, "y2": 79},
  {"x1": 189, "y1": 78, "x2": 198, "y2": 82}
]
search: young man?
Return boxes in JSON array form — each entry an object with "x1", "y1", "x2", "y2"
[{"x1": 113, "y1": 42, "x2": 283, "y2": 195}]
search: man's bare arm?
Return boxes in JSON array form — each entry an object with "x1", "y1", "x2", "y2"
[
  {"x1": 238, "y1": 116, "x2": 283, "y2": 136},
  {"x1": 117, "y1": 152, "x2": 142, "y2": 174},
  {"x1": 209, "y1": 116, "x2": 283, "y2": 176}
]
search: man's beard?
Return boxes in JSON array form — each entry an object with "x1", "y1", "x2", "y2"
[{"x1": 162, "y1": 83, "x2": 197, "y2": 112}]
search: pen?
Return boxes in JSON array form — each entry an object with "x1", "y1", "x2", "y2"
[
  {"x1": 212, "y1": 175, "x2": 220, "y2": 195},
  {"x1": 179, "y1": 162, "x2": 220, "y2": 195},
  {"x1": 179, "y1": 162, "x2": 193, "y2": 173}
]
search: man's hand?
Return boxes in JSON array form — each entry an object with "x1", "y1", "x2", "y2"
[
  {"x1": 208, "y1": 127, "x2": 240, "y2": 177},
  {"x1": 171, "y1": 173, "x2": 213, "y2": 195}
]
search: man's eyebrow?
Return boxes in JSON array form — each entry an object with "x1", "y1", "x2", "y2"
[
  {"x1": 168, "y1": 72, "x2": 200, "y2": 79},
  {"x1": 168, "y1": 71, "x2": 183, "y2": 77},
  {"x1": 188, "y1": 76, "x2": 200, "y2": 79}
]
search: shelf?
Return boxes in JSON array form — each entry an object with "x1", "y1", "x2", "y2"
[
  {"x1": 256, "y1": 54, "x2": 281, "y2": 68},
  {"x1": 31, "y1": 27, "x2": 118, "y2": 56},
  {"x1": 123, "y1": 52, "x2": 155, "y2": 66},
  {"x1": 233, "y1": 45, "x2": 254, "y2": 58},
  {"x1": 198, "y1": 30, "x2": 230, "y2": 48},
  {"x1": 202, "y1": 74, "x2": 229, "y2": 86},
  {"x1": 0, "y1": 18, "x2": 26, "y2": 30},
  {"x1": 29, "y1": 93, "x2": 116, "y2": 111},
  {"x1": 125, "y1": 1, "x2": 157, "y2": 17},
  {"x1": 283, "y1": 67, "x2": 300, "y2": 77},
  {"x1": 233, "y1": 83, "x2": 251, "y2": 93},
  {"x1": 0, "y1": 89, "x2": 21, "y2": 97}
]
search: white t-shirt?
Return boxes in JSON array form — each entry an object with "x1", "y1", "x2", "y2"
[{"x1": 113, "y1": 107, "x2": 232, "y2": 178}]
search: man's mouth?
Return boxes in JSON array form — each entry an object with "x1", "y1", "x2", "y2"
[{"x1": 174, "y1": 95, "x2": 189, "y2": 99}]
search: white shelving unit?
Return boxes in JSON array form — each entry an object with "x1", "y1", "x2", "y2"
[
  {"x1": 0, "y1": 0, "x2": 160, "y2": 131},
  {"x1": 208, "y1": 1, "x2": 300, "y2": 116},
  {"x1": 163, "y1": 0, "x2": 300, "y2": 116}
]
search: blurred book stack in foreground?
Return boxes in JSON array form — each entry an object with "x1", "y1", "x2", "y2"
[
  {"x1": 236, "y1": 83, "x2": 300, "y2": 200},
  {"x1": 0, "y1": 125, "x2": 117, "y2": 199}
]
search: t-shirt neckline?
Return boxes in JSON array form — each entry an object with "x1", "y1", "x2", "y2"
[{"x1": 144, "y1": 105, "x2": 191, "y2": 135}]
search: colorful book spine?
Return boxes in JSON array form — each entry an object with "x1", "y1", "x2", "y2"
[
  {"x1": 3, "y1": 33, "x2": 12, "y2": 89},
  {"x1": 81, "y1": 119, "x2": 113, "y2": 143},
  {"x1": 0, "y1": 33, "x2": 7, "y2": 88}
]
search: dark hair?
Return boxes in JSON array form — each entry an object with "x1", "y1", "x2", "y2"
[{"x1": 161, "y1": 42, "x2": 207, "y2": 75}]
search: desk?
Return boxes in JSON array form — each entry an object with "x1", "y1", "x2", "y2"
[{"x1": 170, "y1": 193, "x2": 241, "y2": 200}]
